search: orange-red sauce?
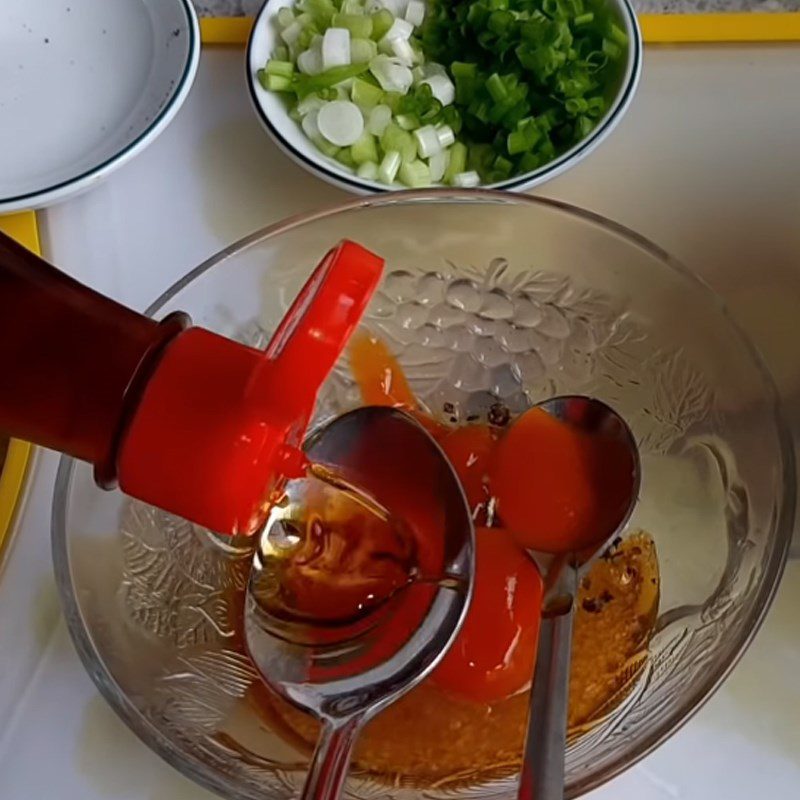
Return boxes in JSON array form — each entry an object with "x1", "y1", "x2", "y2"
[
  {"x1": 245, "y1": 332, "x2": 659, "y2": 787},
  {"x1": 247, "y1": 534, "x2": 658, "y2": 787}
]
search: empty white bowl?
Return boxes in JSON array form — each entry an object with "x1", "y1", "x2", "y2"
[
  {"x1": 247, "y1": 0, "x2": 642, "y2": 194},
  {"x1": 0, "y1": 0, "x2": 200, "y2": 212}
]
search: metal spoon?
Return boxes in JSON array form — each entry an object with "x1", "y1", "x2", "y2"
[
  {"x1": 517, "y1": 396, "x2": 640, "y2": 800},
  {"x1": 245, "y1": 406, "x2": 474, "y2": 800}
]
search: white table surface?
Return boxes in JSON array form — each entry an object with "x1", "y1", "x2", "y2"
[{"x1": 1, "y1": 45, "x2": 799, "y2": 799}]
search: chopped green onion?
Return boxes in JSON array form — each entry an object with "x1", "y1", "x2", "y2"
[
  {"x1": 266, "y1": 59, "x2": 295, "y2": 78},
  {"x1": 414, "y1": 124, "x2": 442, "y2": 158},
  {"x1": 608, "y1": 23, "x2": 629, "y2": 47},
  {"x1": 281, "y1": 21, "x2": 303, "y2": 47},
  {"x1": 493, "y1": 155, "x2": 513, "y2": 179},
  {"x1": 429, "y1": 149, "x2": 449, "y2": 182},
  {"x1": 351, "y1": 132, "x2": 379, "y2": 164},
  {"x1": 379, "y1": 150, "x2": 402, "y2": 182},
  {"x1": 406, "y1": 0, "x2": 426, "y2": 27},
  {"x1": 486, "y1": 73, "x2": 508, "y2": 103},
  {"x1": 452, "y1": 170, "x2": 480, "y2": 188},
  {"x1": 258, "y1": 70, "x2": 293, "y2": 92},
  {"x1": 602, "y1": 38, "x2": 622, "y2": 59},
  {"x1": 507, "y1": 129, "x2": 528, "y2": 155},
  {"x1": 357, "y1": 160, "x2": 380, "y2": 180},
  {"x1": 335, "y1": 147, "x2": 356, "y2": 167},
  {"x1": 304, "y1": 0, "x2": 336, "y2": 25},
  {"x1": 399, "y1": 159, "x2": 431, "y2": 187},
  {"x1": 369, "y1": 53, "x2": 413, "y2": 93},
  {"x1": 396, "y1": 113, "x2": 419, "y2": 130},
  {"x1": 293, "y1": 63, "x2": 370, "y2": 98},
  {"x1": 313, "y1": 135, "x2": 340, "y2": 158},
  {"x1": 332, "y1": 12, "x2": 373, "y2": 38},
  {"x1": 371, "y1": 9, "x2": 394, "y2": 40},
  {"x1": 380, "y1": 121, "x2": 417, "y2": 161},
  {"x1": 322, "y1": 27, "x2": 351, "y2": 69},
  {"x1": 351, "y1": 77, "x2": 384, "y2": 107},
  {"x1": 575, "y1": 115, "x2": 594, "y2": 138},
  {"x1": 436, "y1": 124, "x2": 455, "y2": 147},
  {"x1": 443, "y1": 141, "x2": 467, "y2": 184},
  {"x1": 297, "y1": 46, "x2": 323, "y2": 75},
  {"x1": 450, "y1": 62, "x2": 477, "y2": 80},
  {"x1": 259, "y1": 0, "x2": 630, "y2": 188},
  {"x1": 518, "y1": 151, "x2": 541, "y2": 172},
  {"x1": 367, "y1": 103, "x2": 393, "y2": 135},
  {"x1": 317, "y1": 99, "x2": 365, "y2": 145},
  {"x1": 277, "y1": 7, "x2": 295, "y2": 28},
  {"x1": 565, "y1": 97, "x2": 588, "y2": 116},
  {"x1": 350, "y1": 37, "x2": 378, "y2": 63}
]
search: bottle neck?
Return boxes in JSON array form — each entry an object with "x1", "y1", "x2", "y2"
[{"x1": 0, "y1": 232, "x2": 188, "y2": 486}]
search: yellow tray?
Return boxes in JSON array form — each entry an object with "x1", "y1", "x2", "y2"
[
  {"x1": 2, "y1": 10, "x2": 796, "y2": 557},
  {"x1": 199, "y1": 12, "x2": 800, "y2": 45},
  {"x1": 0, "y1": 212, "x2": 38, "y2": 562}
]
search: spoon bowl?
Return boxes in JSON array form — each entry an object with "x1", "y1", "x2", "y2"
[
  {"x1": 245, "y1": 406, "x2": 474, "y2": 800},
  {"x1": 519, "y1": 396, "x2": 640, "y2": 800}
]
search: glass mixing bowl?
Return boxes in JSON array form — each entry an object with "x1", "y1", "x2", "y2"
[{"x1": 53, "y1": 190, "x2": 795, "y2": 799}]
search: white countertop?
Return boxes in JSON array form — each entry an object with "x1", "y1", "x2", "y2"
[{"x1": 1, "y1": 45, "x2": 799, "y2": 799}]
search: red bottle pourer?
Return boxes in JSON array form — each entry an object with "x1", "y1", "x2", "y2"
[
  {"x1": 119, "y1": 241, "x2": 383, "y2": 534},
  {"x1": 0, "y1": 233, "x2": 383, "y2": 535}
]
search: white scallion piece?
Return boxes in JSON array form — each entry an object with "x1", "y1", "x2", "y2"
[
  {"x1": 419, "y1": 62, "x2": 447, "y2": 79},
  {"x1": 378, "y1": 150, "x2": 402, "y2": 183},
  {"x1": 429, "y1": 150, "x2": 449, "y2": 183},
  {"x1": 317, "y1": 100, "x2": 364, "y2": 146},
  {"x1": 297, "y1": 93, "x2": 325, "y2": 116},
  {"x1": 369, "y1": 54, "x2": 413, "y2": 93},
  {"x1": 322, "y1": 28, "x2": 351, "y2": 69},
  {"x1": 405, "y1": 0, "x2": 425, "y2": 26},
  {"x1": 453, "y1": 170, "x2": 480, "y2": 188},
  {"x1": 414, "y1": 125, "x2": 442, "y2": 158},
  {"x1": 357, "y1": 161, "x2": 380, "y2": 180},
  {"x1": 277, "y1": 7, "x2": 295, "y2": 28},
  {"x1": 280, "y1": 21, "x2": 303, "y2": 47},
  {"x1": 351, "y1": 37, "x2": 377, "y2": 64},
  {"x1": 368, "y1": 0, "x2": 407, "y2": 17},
  {"x1": 381, "y1": 17, "x2": 414, "y2": 43},
  {"x1": 390, "y1": 37, "x2": 415, "y2": 66},
  {"x1": 436, "y1": 124, "x2": 456, "y2": 148},
  {"x1": 421, "y1": 73, "x2": 455, "y2": 106},
  {"x1": 367, "y1": 104, "x2": 392, "y2": 136},
  {"x1": 297, "y1": 46, "x2": 323, "y2": 75},
  {"x1": 301, "y1": 108, "x2": 321, "y2": 140}
]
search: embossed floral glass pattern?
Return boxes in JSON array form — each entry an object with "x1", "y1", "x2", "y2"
[{"x1": 53, "y1": 191, "x2": 794, "y2": 800}]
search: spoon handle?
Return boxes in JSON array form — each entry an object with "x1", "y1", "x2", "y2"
[
  {"x1": 301, "y1": 715, "x2": 363, "y2": 800},
  {"x1": 518, "y1": 573, "x2": 577, "y2": 800}
]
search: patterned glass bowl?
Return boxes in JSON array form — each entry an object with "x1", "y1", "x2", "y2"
[{"x1": 53, "y1": 190, "x2": 795, "y2": 799}]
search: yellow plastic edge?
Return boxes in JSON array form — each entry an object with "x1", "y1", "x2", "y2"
[
  {"x1": 640, "y1": 12, "x2": 800, "y2": 43},
  {"x1": 200, "y1": 12, "x2": 800, "y2": 46},
  {"x1": 200, "y1": 16, "x2": 254, "y2": 45},
  {"x1": 0, "y1": 212, "x2": 39, "y2": 560}
]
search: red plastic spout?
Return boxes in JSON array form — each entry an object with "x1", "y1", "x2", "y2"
[
  {"x1": 0, "y1": 234, "x2": 383, "y2": 535},
  {"x1": 117, "y1": 241, "x2": 384, "y2": 535}
]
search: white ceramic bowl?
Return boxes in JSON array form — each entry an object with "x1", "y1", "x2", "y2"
[
  {"x1": 247, "y1": 0, "x2": 642, "y2": 194},
  {"x1": 0, "y1": 0, "x2": 200, "y2": 213}
]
